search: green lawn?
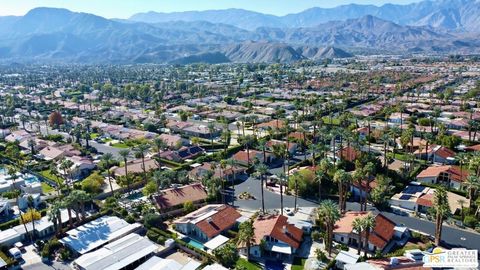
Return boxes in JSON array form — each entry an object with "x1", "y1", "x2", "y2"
[
  {"x1": 291, "y1": 257, "x2": 306, "y2": 270},
  {"x1": 322, "y1": 116, "x2": 340, "y2": 125},
  {"x1": 111, "y1": 143, "x2": 129, "y2": 149},
  {"x1": 39, "y1": 170, "x2": 63, "y2": 184},
  {"x1": 90, "y1": 133, "x2": 100, "y2": 139},
  {"x1": 235, "y1": 259, "x2": 261, "y2": 270},
  {"x1": 41, "y1": 182, "x2": 55, "y2": 194}
]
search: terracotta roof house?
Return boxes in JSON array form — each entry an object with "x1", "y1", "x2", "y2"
[
  {"x1": 334, "y1": 212, "x2": 397, "y2": 253},
  {"x1": 159, "y1": 134, "x2": 189, "y2": 149},
  {"x1": 337, "y1": 146, "x2": 361, "y2": 163},
  {"x1": 153, "y1": 183, "x2": 208, "y2": 212},
  {"x1": 38, "y1": 146, "x2": 65, "y2": 161},
  {"x1": 256, "y1": 119, "x2": 286, "y2": 130},
  {"x1": 413, "y1": 144, "x2": 456, "y2": 164},
  {"x1": 416, "y1": 165, "x2": 468, "y2": 190},
  {"x1": 174, "y1": 204, "x2": 242, "y2": 242},
  {"x1": 232, "y1": 150, "x2": 272, "y2": 166},
  {"x1": 465, "y1": 144, "x2": 480, "y2": 152},
  {"x1": 188, "y1": 162, "x2": 246, "y2": 182},
  {"x1": 245, "y1": 215, "x2": 303, "y2": 259},
  {"x1": 265, "y1": 139, "x2": 298, "y2": 155},
  {"x1": 113, "y1": 157, "x2": 158, "y2": 176}
]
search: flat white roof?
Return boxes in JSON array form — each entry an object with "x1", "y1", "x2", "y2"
[
  {"x1": 0, "y1": 229, "x2": 21, "y2": 244},
  {"x1": 336, "y1": 251, "x2": 360, "y2": 264},
  {"x1": 60, "y1": 216, "x2": 141, "y2": 255},
  {"x1": 74, "y1": 233, "x2": 158, "y2": 270},
  {"x1": 271, "y1": 243, "x2": 292, "y2": 255},
  {"x1": 204, "y1": 235, "x2": 229, "y2": 251},
  {"x1": 203, "y1": 263, "x2": 229, "y2": 270}
]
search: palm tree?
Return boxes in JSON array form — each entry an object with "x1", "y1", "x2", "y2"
[
  {"x1": 27, "y1": 196, "x2": 37, "y2": 241},
  {"x1": 463, "y1": 175, "x2": 479, "y2": 209},
  {"x1": 59, "y1": 159, "x2": 74, "y2": 190},
  {"x1": 208, "y1": 122, "x2": 216, "y2": 147},
  {"x1": 457, "y1": 199, "x2": 466, "y2": 221},
  {"x1": 254, "y1": 164, "x2": 269, "y2": 213},
  {"x1": 27, "y1": 138, "x2": 36, "y2": 155},
  {"x1": 101, "y1": 153, "x2": 115, "y2": 193},
  {"x1": 226, "y1": 159, "x2": 237, "y2": 206},
  {"x1": 47, "y1": 201, "x2": 63, "y2": 235},
  {"x1": 318, "y1": 200, "x2": 341, "y2": 256},
  {"x1": 333, "y1": 169, "x2": 351, "y2": 214},
  {"x1": 63, "y1": 195, "x2": 75, "y2": 228},
  {"x1": 434, "y1": 187, "x2": 450, "y2": 247},
  {"x1": 362, "y1": 162, "x2": 375, "y2": 211},
  {"x1": 352, "y1": 167, "x2": 366, "y2": 210},
  {"x1": 118, "y1": 149, "x2": 131, "y2": 190},
  {"x1": 135, "y1": 144, "x2": 150, "y2": 183},
  {"x1": 70, "y1": 190, "x2": 90, "y2": 221},
  {"x1": 237, "y1": 220, "x2": 255, "y2": 260},
  {"x1": 276, "y1": 172, "x2": 287, "y2": 215},
  {"x1": 352, "y1": 217, "x2": 364, "y2": 255},
  {"x1": 153, "y1": 137, "x2": 167, "y2": 158},
  {"x1": 316, "y1": 158, "x2": 331, "y2": 203},
  {"x1": 362, "y1": 214, "x2": 376, "y2": 257}
]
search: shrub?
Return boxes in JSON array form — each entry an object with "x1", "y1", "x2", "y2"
[
  {"x1": 311, "y1": 230, "x2": 321, "y2": 241},
  {"x1": 146, "y1": 230, "x2": 159, "y2": 241},
  {"x1": 338, "y1": 244, "x2": 349, "y2": 251},
  {"x1": 464, "y1": 215, "x2": 478, "y2": 228},
  {"x1": 144, "y1": 213, "x2": 162, "y2": 229},
  {"x1": 157, "y1": 236, "x2": 166, "y2": 245},
  {"x1": 315, "y1": 248, "x2": 328, "y2": 262}
]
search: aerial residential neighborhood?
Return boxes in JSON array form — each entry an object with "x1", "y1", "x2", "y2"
[{"x1": 0, "y1": 1, "x2": 480, "y2": 270}]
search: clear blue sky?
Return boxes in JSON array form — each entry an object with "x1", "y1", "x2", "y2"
[{"x1": 0, "y1": 0, "x2": 421, "y2": 18}]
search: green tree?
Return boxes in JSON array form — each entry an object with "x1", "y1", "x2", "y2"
[
  {"x1": 318, "y1": 200, "x2": 341, "y2": 256},
  {"x1": 434, "y1": 187, "x2": 450, "y2": 247},
  {"x1": 213, "y1": 243, "x2": 239, "y2": 268},
  {"x1": 237, "y1": 220, "x2": 255, "y2": 260}
]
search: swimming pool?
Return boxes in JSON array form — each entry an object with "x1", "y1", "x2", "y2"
[
  {"x1": 184, "y1": 237, "x2": 205, "y2": 250},
  {"x1": 23, "y1": 175, "x2": 40, "y2": 184}
]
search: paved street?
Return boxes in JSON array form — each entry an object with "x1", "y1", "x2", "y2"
[{"x1": 234, "y1": 176, "x2": 480, "y2": 251}]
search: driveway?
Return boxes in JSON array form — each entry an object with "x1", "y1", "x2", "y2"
[{"x1": 20, "y1": 244, "x2": 72, "y2": 270}]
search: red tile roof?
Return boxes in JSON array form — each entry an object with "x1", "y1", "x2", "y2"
[
  {"x1": 334, "y1": 212, "x2": 396, "y2": 249},
  {"x1": 153, "y1": 183, "x2": 208, "y2": 210},
  {"x1": 196, "y1": 205, "x2": 241, "y2": 239},
  {"x1": 465, "y1": 144, "x2": 480, "y2": 152},
  {"x1": 416, "y1": 193, "x2": 434, "y2": 208},
  {"x1": 417, "y1": 165, "x2": 468, "y2": 183},
  {"x1": 369, "y1": 213, "x2": 396, "y2": 249},
  {"x1": 253, "y1": 215, "x2": 303, "y2": 249}
]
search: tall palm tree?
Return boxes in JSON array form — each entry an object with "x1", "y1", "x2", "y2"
[
  {"x1": 47, "y1": 201, "x2": 62, "y2": 235},
  {"x1": 352, "y1": 167, "x2": 366, "y2": 210},
  {"x1": 434, "y1": 187, "x2": 450, "y2": 247},
  {"x1": 463, "y1": 175, "x2": 479, "y2": 209},
  {"x1": 318, "y1": 200, "x2": 341, "y2": 256},
  {"x1": 101, "y1": 153, "x2": 115, "y2": 193},
  {"x1": 316, "y1": 158, "x2": 331, "y2": 203},
  {"x1": 27, "y1": 196, "x2": 37, "y2": 241},
  {"x1": 362, "y1": 214, "x2": 376, "y2": 257},
  {"x1": 333, "y1": 169, "x2": 351, "y2": 214},
  {"x1": 226, "y1": 159, "x2": 237, "y2": 206},
  {"x1": 135, "y1": 144, "x2": 150, "y2": 183},
  {"x1": 63, "y1": 195, "x2": 75, "y2": 228},
  {"x1": 237, "y1": 220, "x2": 255, "y2": 260},
  {"x1": 276, "y1": 172, "x2": 287, "y2": 215},
  {"x1": 118, "y1": 149, "x2": 131, "y2": 190},
  {"x1": 255, "y1": 163, "x2": 269, "y2": 214},
  {"x1": 362, "y1": 162, "x2": 375, "y2": 211},
  {"x1": 352, "y1": 217, "x2": 364, "y2": 255}
]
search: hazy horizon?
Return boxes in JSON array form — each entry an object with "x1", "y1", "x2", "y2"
[{"x1": 0, "y1": 0, "x2": 422, "y2": 18}]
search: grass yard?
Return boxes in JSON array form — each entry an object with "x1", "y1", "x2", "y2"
[
  {"x1": 39, "y1": 170, "x2": 63, "y2": 184},
  {"x1": 90, "y1": 133, "x2": 100, "y2": 139},
  {"x1": 322, "y1": 116, "x2": 340, "y2": 125},
  {"x1": 41, "y1": 182, "x2": 55, "y2": 193},
  {"x1": 291, "y1": 257, "x2": 307, "y2": 270},
  {"x1": 111, "y1": 142, "x2": 129, "y2": 148},
  {"x1": 235, "y1": 258, "x2": 261, "y2": 270}
]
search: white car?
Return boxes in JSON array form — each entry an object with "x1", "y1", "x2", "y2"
[{"x1": 9, "y1": 247, "x2": 22, "y2": 260}]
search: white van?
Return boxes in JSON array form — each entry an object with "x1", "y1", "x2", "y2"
[{"x1": 9, "y1": 247, "x2": 22, "y2": 260}]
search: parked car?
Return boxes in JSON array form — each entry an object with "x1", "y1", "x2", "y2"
[{"x1": 9, "y1": 247, "x2": 22, "y2": 260}]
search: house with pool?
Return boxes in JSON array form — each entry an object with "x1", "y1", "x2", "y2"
[{"x1": 173, "y1": 204, "x2": 242, "y2": 243}]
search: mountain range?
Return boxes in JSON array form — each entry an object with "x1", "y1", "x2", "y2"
[{"x1": 0, "y1": 0, "x2": 479, "y2": 64}]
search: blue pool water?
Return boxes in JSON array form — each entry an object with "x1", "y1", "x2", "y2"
[
  {"x1": 24, "y1": 175, "x2": 40, "y2": 184},
  {"x1": 0, "y1": 167, "x2": 5, "y2": 175},
  {"x1": 185, "y1": 237, "x2": 205, "y2": 250}
]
